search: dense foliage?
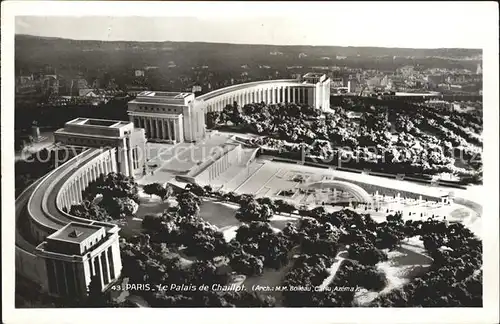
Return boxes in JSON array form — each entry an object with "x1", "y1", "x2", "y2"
[
  {"x1": 208, "y1": 99, "x2": 481, "y2": 183},
  {"x1": 71, "y1": 172, "x2": 140, "y2": 220}
]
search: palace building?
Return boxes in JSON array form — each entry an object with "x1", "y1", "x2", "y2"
[
  {"x1": 35, "y1": 222, "x2": 121, "y2": 299},
  {"x1": 54, "y1": 118, "x2": 147, "y2": 177},
  {"x1": 16, "y1": 74, "x2": 333, "y2": 299},
  {"x1": 127, "y1": 91, "x2": 206, "y2": 143},
  {"x1": 127, "y1": 73, "x2": 331, "y2": 144}
]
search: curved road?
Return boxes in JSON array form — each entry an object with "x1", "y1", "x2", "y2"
[{"x1": 16, "y1": 148, "x2": 106, "y2": 252}]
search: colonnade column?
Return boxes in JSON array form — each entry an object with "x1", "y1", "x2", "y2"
[
  {"x1": 167, "y1": 119, "x2": 172, "y2": 141},
  {"x1": 64, "y1": 190, "x2": 69, "y2": 209},
  {"x1": 69, "y1": 183, "x2": 75, "y2": 205},
  {"x1": 77, "y1": 176, "x2": 83, "y2": 201},
  {"x1": 68, "y1": 188, "x2": 73, "y2": 207},
  {"x1": 161, "y1": 119, "x2": 166, "y2": 139},
  {"x1": 74, "y1": 180, "x2": 80, "y2": 203},
  {"x1": 82, "y1": 170, "x2": 88, "y2": 188},
  {"x1": 149, "y1": 118, "x2": 154, "y2": 138},
  {"x1": 101, "y1": 251, "x2": 111, "y2": 285},
  {"x1": 148, "y1": 118, "x2": 153, "y2": 138},
  {"x1": 142, "y1": 117, "x2": 147, "y2": 136},
  {"x1": 154, "y1": 119, "x2": 159, "y2": 139}
]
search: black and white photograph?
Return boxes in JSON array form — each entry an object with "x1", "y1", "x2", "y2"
[{"x1": 2, "y1": 1, "x2": 499, "y2": 324}]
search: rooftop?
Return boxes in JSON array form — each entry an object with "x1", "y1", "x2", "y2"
[
  {"x1": 67, "y1": 118, "x2": 131, "y2": 128},
  {"x1": 137, "y1": 91, "x2": 192, "y2": 99},
  {"x1": 47, "y1": 222, "x2": 103, "y2": 244}
]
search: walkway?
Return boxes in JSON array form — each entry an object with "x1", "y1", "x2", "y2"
[{"x1": 316, "y1": 250, "x2": 348, "y2": 291}]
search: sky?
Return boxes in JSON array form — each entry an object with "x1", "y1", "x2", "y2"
[{"x1": 11, "y1": 2, "x2": 497, "y2": 48}]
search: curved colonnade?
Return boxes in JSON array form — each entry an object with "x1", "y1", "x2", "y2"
[
  {"x1": 196, "y1": 79, "x2": 320, "y2": 113},
  {"x1": 16, "y1": 148, "x2": 121, "y2": 292}
]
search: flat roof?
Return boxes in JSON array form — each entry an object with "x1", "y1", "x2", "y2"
[
  {"x1": 67, "y1": 118, "x2": 131, "y2": 128},
  {"x1": 47, "y1": 221, "x2": 103, "y2": 244},
  {"x1": 303, "y1": 72, "x2": 326, "y2": 78},
  {"x1": 197, "y1": 79, "x2": 306, "y2": 101},
  {"x1": 137, "y1": 91, "x2": 192, "y2": 99}
]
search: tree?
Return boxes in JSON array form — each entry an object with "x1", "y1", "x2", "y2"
[
  {"x1": 206, "y1": 111, "x2": 221, "y2": 129},
  {"x1": 229, "y1": 252, "x2": 264, "y2": 276},
  {"x1": 275, "y1": 199, "x2": 297, "y2": 215},
  {"x1": 101, "y1": 197, "x2": 138, "y2": 219},
  {"x1": 86, "y1": 275, "x2": 107, "y2": 307},
  {"x1": 84, "y1": 172, "x2": 140, "y2": 203},
  {"x1": 142, "y1": 214, "x2": 163, "y2": 231},
  {"x1": 203, "y1": 185, "x2": 214, "y2": 196},
  {"x1": 235, "y1": 199, "x2": 273, "y2": 223},
  {"x1": 348, "y1": 243, "x2": 388, "y2": 266},
  {"x1": 70, "y1": 200, "x2": 111, "y2": 221},
  {"x1": 186, "y1": 183, "x2": 206, "y2": 197},
  {"x1": 177, "y1": 190, "x2": 202, "y2": 217},
  {"x1": 143, "y1": 182, "x2": 167, "y2": 199}
]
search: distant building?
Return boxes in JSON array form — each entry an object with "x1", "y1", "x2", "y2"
[
  {"x1": 476, "y1": 63, "x2": 482, "y2": 75},
  {"x1": 70, "y1": 78, "x2": 90, "y2": 96},
  {"x1": 427, "y1": 75, "x2": 443, "y2": 89},
  {"x1": 79, "y1": 89, "x2": 99, "y2": 97},
  {"x1": 330, "y1": 78, "x2": 344, "y2": 87},
  {"x1": 135, "y1": 70, "x2": 145, "y2": 77},
  {"x1": 126, "y1": 85, "x2": 150, "y2": 96},
  {"x1": 366, "y1": 76, "x2": 382, "y2": 87},
  {"x1": 298, "y1": 53, "x2": 307, "y2": 58},
  {"x1": 380, "y1": 75, "x2": 389, "y2": 88},
  {"x1": 16, "y1": 75, "x2": 40, "y2": 95},
  {"x1": 347, "y1": 79, "x2": 358, "y2": 93}
]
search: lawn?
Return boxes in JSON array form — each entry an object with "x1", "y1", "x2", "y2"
[{"x1": 353, "y1": 237, "x2": 433, "y2": 306}]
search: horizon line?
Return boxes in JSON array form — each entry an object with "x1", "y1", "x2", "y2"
[{"x1": 15, "y1": 34, "x2": 483, "y2": 51}]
